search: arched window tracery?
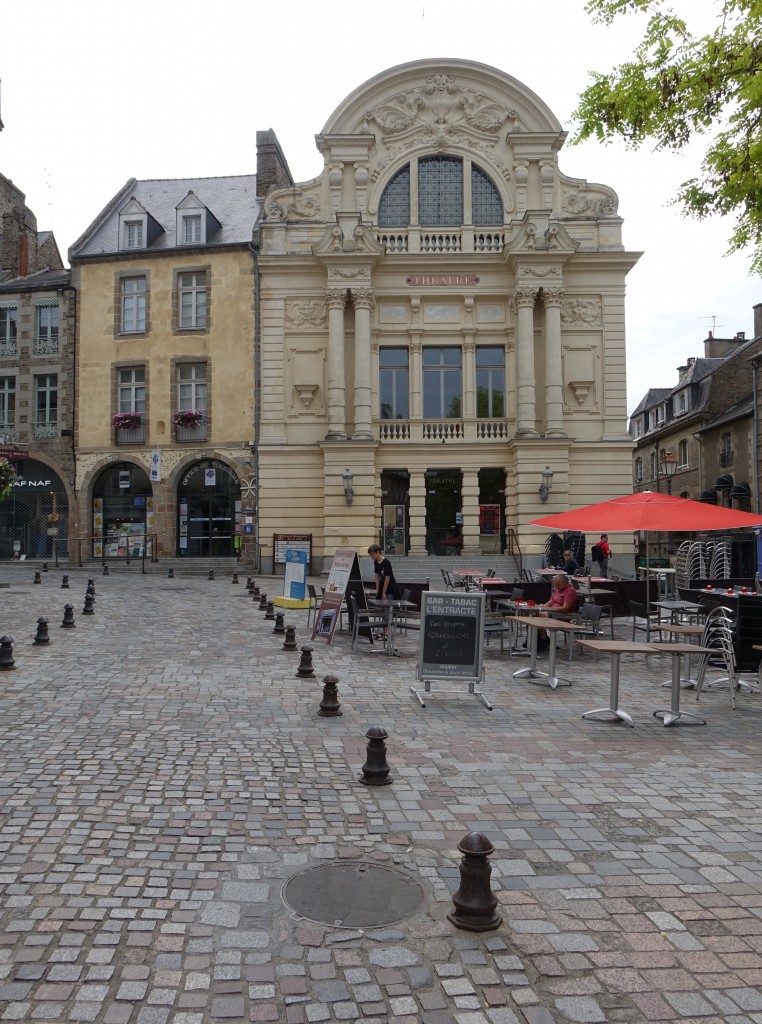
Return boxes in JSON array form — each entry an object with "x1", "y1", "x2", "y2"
[{"x1": 377, "y1": 157, "x2": 503, "y2": 228}]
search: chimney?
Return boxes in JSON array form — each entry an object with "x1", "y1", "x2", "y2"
[
  {"x1": 255, "y1": 130, "x2": 294, "y2": 198},
  {"x1": 754, "y1": 303, "x2": 762, "y2": 341}
]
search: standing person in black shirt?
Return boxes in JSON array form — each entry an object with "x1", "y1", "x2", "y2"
[
  {"x1": 562, "y1": 549, "x2": 579, "y2": 576},
  {"x1": 368, "y1": 544, "x2": 399, "y2": 642}
]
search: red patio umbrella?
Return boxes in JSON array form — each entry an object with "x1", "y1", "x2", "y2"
[
  {"x1": 529, "y1": 491, "x2": 762, "y2": 635},
  {"x1": 529, "y1": 491, "x2": 762, "y2": 533}
]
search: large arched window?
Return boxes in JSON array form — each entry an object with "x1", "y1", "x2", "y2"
[{"x1": 377, "y1": 158, "x2": 503, "y2": 228}]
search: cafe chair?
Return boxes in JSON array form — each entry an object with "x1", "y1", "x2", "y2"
[
  {"x1": 348, "y1": 594, "x2": 389, "y2": 651},
  {"x1": 628, "y1": 600, "x2": 664, "y2": 642},
  {"x1": 483, "y1": 611, "x2": 512, "y2": 653},
  {"x1": 394, "y1": 588, "x2": 420, "y2": 635},
  {"x1": 693, "y1": 606, "x2": 758, "y2": 709},
  {"x1": 306, "y1": 583, "x2": 320, "y2": 629},
  {"x1": 562, "y1": 603, "x2": 605, "y2": 662},
  {"x1": 510, "y1": 587, "x2": 524, "y2": 601},
  {"x1": 441, "y1": 569, "x2": 466, "y2": 592}
]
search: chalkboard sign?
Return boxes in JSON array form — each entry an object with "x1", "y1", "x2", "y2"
[{"x1": 418, "y1": 592, "x2": 485, "y2": 683}]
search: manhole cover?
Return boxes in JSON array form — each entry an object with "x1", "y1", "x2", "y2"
[{"x1": 282, "y1": 861, "x2": 426, "y2": 928}]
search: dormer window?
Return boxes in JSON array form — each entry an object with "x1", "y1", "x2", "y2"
[
  {"x1": 118, "y1": 198, "x2": 164, "y2": 251},
  {"x1": 176, "y1": 191, "x2": 221, "y2": 247}
]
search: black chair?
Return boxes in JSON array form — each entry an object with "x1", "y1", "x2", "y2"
[
  {"x1": 349, "y1": 594, "x2": 388, "y2": 651},
  {"x1": 394, "y1": 587, "x2": 420, "y2": 635},
  {"x1": 567, "y1": 603, "x2": 604, "y2": 662},
  {"x1": 629, "y1": 600, "x2": 663, "y2": 642},
  {"x1": 510, "y1": 587, "x2": 524, "y2": 601}
]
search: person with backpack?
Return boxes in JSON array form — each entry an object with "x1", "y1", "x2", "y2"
[{"x1": 592, "y1": 534, "x2": 611, "y2": 577}]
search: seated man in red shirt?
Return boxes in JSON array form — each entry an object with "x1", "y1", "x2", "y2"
[{"x1": 536, "y1": 573, "x2": 579, "y2": 647}]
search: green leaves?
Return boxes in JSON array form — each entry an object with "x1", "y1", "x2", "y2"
[{"x1": 573, "y1": 0, "x2": 762, "y2": 274}]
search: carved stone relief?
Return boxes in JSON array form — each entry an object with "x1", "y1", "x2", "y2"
[
  {"x1": 476, "y1": 304, "x2": 505, "y2": 323},
  {"x1": 424, "y1": 303, "x2": 459, "y2": 323},
  {"x1": 288, "y1": 346, "x2": 325, "y2": 416},
  {"x1": 561, "y1": 186, "x2": 618, "y2": 217},
  {"x1": 379, "y1": 304, "x2": 408, "y2": 324},
  {"x1": 561, "y1": 297, "x2": 603, "y2": 327},
  {"x1": 563, "y1": 345, "x2": 598, "y2": 410},
  {"x1": 285, "y1": 299, "x2": 327, "y2": 330}
]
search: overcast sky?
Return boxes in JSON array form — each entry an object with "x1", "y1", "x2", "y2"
[{"x1": 2, "y1": 0, "x2": 758, "y2": 415}]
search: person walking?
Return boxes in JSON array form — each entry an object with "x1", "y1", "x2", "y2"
[{"x1": 595, "y1": 534, "x2": 611, "y2": 578}]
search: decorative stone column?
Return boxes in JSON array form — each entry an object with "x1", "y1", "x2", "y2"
[
  {"x1": 409, "y1": 333, "x2": 422, "y2": 421},
  {"x1": 326, "y1": 288, "x2": 347, "y2": 440},
  {"x1": 460, "y1": 470, "x2": 481, "y2": 557},
  {"x1": 408, "y1": 470, "x2": 428, "y2": 556},
  {"x1": 515, "y1": 287, "x2": 539, "y2": 437},
  {"x1": 542, "y1": 287, "x2": 565, "y2": 437},
  {"x1": 352, "y1": 288, "x2": 374, "y2": 440},
  {"x1": 463, "y1": 335, "x2": 476, "y2": 419}
]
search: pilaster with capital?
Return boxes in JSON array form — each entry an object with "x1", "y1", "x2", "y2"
[
  {"x1": 408, "y1": 471, "x2": 428, "y2": 557},
  {"x1": 409, "y1": 333, "x2": 422, "y2": 420},
  {"x1": 326, "y1": 288, "x2": 348, "y2": 440},
  {"x1": 460, "y1": 470, "x2": 481, "y2": 557},
  {"x1": 542, "y1": 287, "x2": 566, "y2": 437},
  {"x1": 352, "y1": 287, "x2": 375, "y2": 440},
  {"x1": 515, "y1": 286, "x2": 539, "y2": 436}
]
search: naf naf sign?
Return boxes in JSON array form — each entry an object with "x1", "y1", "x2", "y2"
[{"x1": 12, "y1": 478, "x2": 52, "y2": 488}]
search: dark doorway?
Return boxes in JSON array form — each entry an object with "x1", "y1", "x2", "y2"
[
  {"x1": 177, "y1": 460, "x2": 241, "y2": 557},
  {"x1": 381, "y1": 470, "x2": 409, "y2": 555},
  {"x1": 478, "y1": 468, "x2": 505, "y2": 555},
  {"x1": 425, "y1": 469, "x2": 462, "y2": 555}
]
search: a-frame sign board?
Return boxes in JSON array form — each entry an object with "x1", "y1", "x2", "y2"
[{"x1": 311, "y1": 549, "x2": 370, "y2": 645}]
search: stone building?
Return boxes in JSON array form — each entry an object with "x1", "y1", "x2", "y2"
[
  {"x1": 69, "y1": 175, "x2": 264, "y2": 560},
  {"x1": 254, "y1": 59, "x2": 639, "y2": 572},
  {"x1": 0, "y1": 172, "x2": 74, "y2": 561},
  {"x1": 630, "y1": 305, "x2": 762, "y2": 512}
]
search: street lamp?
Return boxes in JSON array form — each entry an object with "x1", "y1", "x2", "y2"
[
  {"x1": 538, "y1": 466, "x2": 554, "y2": 503},
  {"x1": 342, "y1": 468, "x2": 354, "y2": 506},
  {"x1": 660, "y1": 451, "x2": 678, "y2": 495}
]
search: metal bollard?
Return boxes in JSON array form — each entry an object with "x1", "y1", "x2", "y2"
[
  {"x1": 318, "y1": 674, "x2": 342, "y2": 717},
  {"x1": 0, "y1": 635, "x2": 15, "y2": 670},
  {"x1": 253, "y1": 584, "x2": 261, "y2": 598},
  {"x1": 87, "y1": 578, "x2": 96, "y2": 594},
  {"x1": 232, "y1": 572, "x2": 239, "y2": 585},
  {"x1": 33, "y1": 571, "x2": 42, "y2": 585},
  {"x1": 61, "y1": 604, "x2": 76, "y2": 629},
  {"x1": 33, "y1": 617, "x2": 50, "y2": 645},
  {"x1": 272, "y1": 611, "x2": 285, "y2": 634},
  {"x1": 295, "y1": 645, "x2": 315, "y2": 678},
  {"x1": 167, "y1": 567, "x2": 175, "y2": 578},
  {"x1": 245, "y1": 577, "x2": 254, "y2": 591},
  {"x1": 42, "y1": 562, "x2": 49, "y2": 572},
  {"x1": 265, "y1": 600, "x2": 275, "y2": 620},
  {"x1": 102, "y1": 563, "x2": 109, "y2": 575},
  {"x1": 282, "y1": 624, "x2": 298, "y2": 651},
  {"x1": 447, "y1": 832, "x2": 502, "y2": 932},
  {"x1": 360, "y1": 726, "x2": 393, "y2": 786},
  {"x1": 208, "y1": 569, "x2": 215, "y2": 581},
  {"x1": 61, "y1": 575, "x2": 70, "y2": 589},
  {"x1": 83, "y1": 593, "x2": 95, "y2": 615},
  {"x1": 258, "y1": 593, "x2": 268, "y2": 611}
]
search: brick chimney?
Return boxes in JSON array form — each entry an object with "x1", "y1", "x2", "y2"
[{"x1": 256, "y1": 130, "x2": 294, "y2": 198}]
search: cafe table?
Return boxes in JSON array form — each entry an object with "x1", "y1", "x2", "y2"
[
  {"x1": 495, "y1": 600, "x2": 537, "y2": 655},
  {"x1": 454, "y1": 569, "x2": 485, "y2": 591},
  {"x1": 506, "y1": 614, "x2": 574, "y2": 689},
  {"x1": 654, "y1": 599, "x2": 702, "y2": 625},
  {"x1": 578, "y1": 639, "x2": 713, "y2": 727},
  {"x1": 367, "y1": 597, "x2": 417, "y2": 656}
]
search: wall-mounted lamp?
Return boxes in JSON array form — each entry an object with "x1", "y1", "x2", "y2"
[
  {"x1": 539, "y1": 465, "x2": 554, "y2": 503},
  {"x1": 342, "y1": 468, "x2": 354, "y2": 506}
]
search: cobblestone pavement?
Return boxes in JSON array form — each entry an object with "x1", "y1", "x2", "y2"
[{"x1": 1, "y1": 567, "x2": 762, "y2": 1024}]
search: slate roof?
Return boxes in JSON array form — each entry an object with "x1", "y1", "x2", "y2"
[
  {"x1": 696, "y1": 392, "x2": 754, "y2": 433},
  {"x1": 629, "y1": 388, "x2": 671, "y2": 418},
  {"x1": 0, "y1": 267, "x2": 71, "y2": 293},
  {"x1": 70, "y1": 174, "x2": 261, "y2": 259}
]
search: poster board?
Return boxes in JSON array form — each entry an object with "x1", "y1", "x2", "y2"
[
  {"x1": 417, "y1": 591, "x2": 486, "y2": 683},
  {"x1": 283, "y1": 549, "x2": 307, "y2": 600},
  {"x1": 312, "y1": 548, "x2": 363, "y2": 645},
  {"x1": 274, "y1": 533, "x2": 312, "y2": 571}
]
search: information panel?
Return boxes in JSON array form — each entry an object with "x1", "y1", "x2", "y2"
[
  {"x1": 274, "y1": 533, "x2": 312, "y2": 570},
  {"x1": 417, "y1": 592, "x2": 485, "y2": 683},
  {"x1": 283, "y1": 549, "x2": 307, "y2": 600}
]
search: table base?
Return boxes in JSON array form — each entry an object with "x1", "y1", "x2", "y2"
[
  {"x1": 652, "y1": 708, "x2": 706, "y2": 727},
  {"x1": 512, "y1": 666, "x2": 571, "y2": 690},
  {"x1": 582, "y1": 706, "x2": 634, "y2": 728}
]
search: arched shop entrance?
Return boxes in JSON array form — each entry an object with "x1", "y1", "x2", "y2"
[
  {"x1": 92, "y1": 462, "x2": 153, "y2": 559},
  {"x1": 177, "y1": 459, "x2": 241, "y2": 557},
  {"x1": 0, "y1": 458, "x2": 69, "y2": 560}
]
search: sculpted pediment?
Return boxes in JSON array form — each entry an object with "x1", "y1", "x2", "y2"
[
  {"x1": 264, "y1": 179, "x2": 324, "y2": 222},
  {"x1": 312, "y1": 222, "x2": 385, "y2": 258},
  {"x1": 505, "y1": 216, "x2": 579, "y2": 254},
  {"x1": 559, "y1": 173, "x2": 619, "y2": 218}
]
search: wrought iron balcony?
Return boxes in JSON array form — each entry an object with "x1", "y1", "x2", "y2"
[
  {"x1": 33, "y1": 421, "x2": 58, "y2": 440},
  {"x1": 175, "y1": 413, "x2": 208, "y2": 443},
  {"x1": 719, "y1": 450, "x2": 733, "y2": 467},
  {"x1": 115, "y1": 424, "x2": 146, "y2": 445},
  {"x1": 34, "y1": 336, "x2": 60, "y2": 355},
  {"x1": 0, "y1": 341, "x2": 17, "y2": 357}
]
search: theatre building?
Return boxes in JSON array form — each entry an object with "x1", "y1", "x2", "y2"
[{"x1": 254, "y1": 58, "x2": 638, "y2": 571}]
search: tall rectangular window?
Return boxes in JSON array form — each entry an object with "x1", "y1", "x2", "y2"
[
  {"x1": 423, "y1": 347, "x2": 461, "y2": 418},
  {"x1": 177, "y1": 363, "x2": 207, "y2": 412},
  {"x1": 179, "y1": 272, "x2": 207, "y2": 329},
  {"x1": 476, "y1": 346, "x2": 504, "y2": 417},
  {"x1": 125, "y1": 221, "x2": 144, "y2": 248},
  {"x1": 379, "y1": 348, "x2": 409, "y2": 419},
  {"x1": 0, "y1": 307, "x2": 17, "y2": 346},
  {"x1": 118, "y1": 367, "x2": 146, "y2": 414},
  {"x1": 121, "y1": 277, "x2": 147, "y2": 333},
  {"x1": 182, "y1": 215, "x2": 202, "y2": 244},
  {"x1": 0, "y1": 376, "x2": 15, "y2": 429},
  {"x1": 35, "y1": 374, "x2": 58, "y2": 426},
  {"x1": 35, "y1": 305, "x2": 59, "y2": 353},
  {"x1": 678, "y1": 439, "x2": 689, "y2": 467}
]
